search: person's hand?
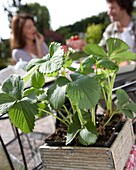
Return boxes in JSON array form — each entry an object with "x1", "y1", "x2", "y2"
[{"x1": 34, "y1": 32, "x2": 44, "y2": 46}]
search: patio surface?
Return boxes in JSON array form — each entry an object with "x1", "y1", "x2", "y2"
[{"x1": 0, "y1": 115, "x2": 56, "y2": 170}]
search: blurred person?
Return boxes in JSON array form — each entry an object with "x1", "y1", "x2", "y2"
[
  {"x1": 99, "y1": 0, "x2": 136, "y2": 53},
  {"x1": 10, "y1": 13, "x2": 49, "y2": 64}
]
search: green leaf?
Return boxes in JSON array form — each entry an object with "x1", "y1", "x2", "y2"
[
  {"x1": 81, "y1": 109, "x2": 91, "y2": 123},
  {"x1": 39, "y1": 42, "x2": 64, "y2": 74},
  {"x1": 66, "y1": 114, "x2": 81, "y2": 145},
  {"x1": 84, "y1": 43, "x2": 107, "y2": 58},
  {"x1": 67, "y1": 67, "x2": 77, "y2": 72},
  {"x1": 106, "y1": 38, "x2": 129, "y2": 56},
  {"x1": 48, "y1": 77, "x2": 70, "y2": 109},
  {"x1": 117, "y1": 102, "x2": 122, "y2": 111},
  {"x1": 26, "y1": 42, "x2": 65, "y2": 77},
  {"x1": 98, "y1": 59, "x2": 118, "y2": 70},
  {"x1": 2, "y1": 74, "x2": 24, "y2": 100},
  {"x1": 116, "y1": 89, "x2": 129, "y2": 106},
  {"x1": 46, "y1": 71, "x2": 59, "y2": 77},
  {"x1": 8, "y1": 98, "x2": 38, "y2": 133},
  {"x1": 31, "y1": 70, "x2": 45, "y2": 88},
  {"x1": 78, "y1": 112, "x2": 97, "y2": 145},
  {"x1": 124, "y1": 102, "x2": 136, "y2": 113},
  {"x1": 110, "y1": 51, "x2": 136, "y2": 63},
  {"x1": 23, "y1": 66, "x2": 38, "y2": 84},
  {"x1": 78, "y1": 124, "x2": 97, "y2": 146},
  {"x1": 82, "y1": 56, "x2": 96, "y2": 66},
  {"x1": 67, "y1": 74, "x2": 101, "y2": 109},
  {"x1": 63, "y1": 59, "x2": 72, "y2": 68},
  {"x1": 37, "y1": 102, "x2": 48, "y2": 117},
  {"x1": 66, "y1": 125, "x2": 80, "y2": 145},
  {"x1": 26, "y1": 57, "x2": 48, "y2": 71},
  {"x1": 39, "y1": 54, "x2": 64, "y2": 74},
  {"x1": 49, "y1": 42, "x2": 62, "y2": 57},
  {"x1": 23, "y1": 87, "x2": 44, "y2": 100},
  {"x1": 121, "y1": 109, "x2": 134, "y2": 119},
  {"x1": 80, "y1": 56, "x2": 95, "y2": 74},
  {"x1": 0, "y1": 93, "x2": 16, "y2": 114},
  {"x1": 37, "y1": 91, "x2": 48, "y2": 101}
]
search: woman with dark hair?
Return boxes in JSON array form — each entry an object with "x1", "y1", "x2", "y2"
[
  {"x1": 99, "y1": 0, "x2": 136, "y2": 54},
  {"x1": 11, "y1": 13, "x2": 49, "y2": 64}
]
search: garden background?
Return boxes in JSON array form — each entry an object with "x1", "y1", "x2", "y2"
[{"x1": 0, "y1": 0, "x2": 136, "y2": 69}]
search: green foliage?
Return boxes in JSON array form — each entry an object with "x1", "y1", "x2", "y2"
[
  {"x1": 0, "y1": 74, "x2": 37, "y2": 133},
  {"x1": 0, "y1": 42, "x2": 100, "y2": 145},
  {"x1": 56, "y1": 26, "x2": 74, "y2": 42},
  {"x1": 67, "y1": 74, "x2": 101, "y2": 109},
  {"x1": 81, "y1": 38, "x2": 136, "y2": 123},
  {"x1": 0, "y1": 39, "x2": 11, "y2": 69},
  {"x1": 48, "y1": 77, "x2": 70, "y2": 109},
  {"x1": 85, "y1": 23, "x2": 104, "y2": 44},
  {"x1": 69, "y1": 51, "x2": 87, "y2": 61},
  {"x1": 116, "y1": 89, "x2": 136, "y2": 119},
  {"x1": 0, "y1": 39, "x2": 136, "y2": 146}
]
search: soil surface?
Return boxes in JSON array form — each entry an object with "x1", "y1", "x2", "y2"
[{"x1": 46, "y1": 114, "x2": 125, "y2": 147}]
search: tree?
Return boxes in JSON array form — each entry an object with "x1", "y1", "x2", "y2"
[
  {"x1": 0, "y1": 39, "x2": 11, "y2": 69},
  {"x1": 19, "y1": 3, "x2": 50, "y2": 34},
  {"x1": 3, "y1": 0, "x2": 50, "y2": 35},
  {"x1": 84, "y1": 23, "x2": 105, "y2": 44},
  {"x1": 3, "y1": 0, "x2": 22, "y2": 24}
]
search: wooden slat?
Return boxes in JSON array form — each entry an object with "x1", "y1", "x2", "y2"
[
  {"x1": 111, "y1": 120, "x2": 135, "y2": 170},
  {"x1": 40, "y1": 120, "x2": 135, "y2": 170}
]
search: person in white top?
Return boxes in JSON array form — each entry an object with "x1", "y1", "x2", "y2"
[
  {"x1": 10, "y1": 13, "x2": 49, "y2": 64},
  {"x1": 100, "y1": 0, "x2": 135, "y2": 51}
]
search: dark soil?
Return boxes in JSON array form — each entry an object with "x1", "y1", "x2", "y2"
[
  {"x1": 45, "y1": 114, "x2": 126, "y2": 147},
  {"x1": 95, "y1": 114, "x2": 124, "y2": 147}
]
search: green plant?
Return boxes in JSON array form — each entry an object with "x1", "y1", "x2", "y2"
[
  {"x1": 0, "y1": 38, "x2": 136, "y2": 146},
  {"x1": 80, "y1": 38, "x2": 136, "y2": 125},
  {"x1": 85, "y1": 23, "x2": 103, "y2": 44}
]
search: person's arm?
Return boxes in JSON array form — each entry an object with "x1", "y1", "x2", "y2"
[
  {"x1": 34, "y1": 32, "x2": 45, "y2": 58},
  {"x1": 12, "y1": 49, "x2": 31, "y2": 63}
]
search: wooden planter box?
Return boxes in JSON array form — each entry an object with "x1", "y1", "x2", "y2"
[{"x1": 39, "y1": 120, "x2": 135, "y2": 170}]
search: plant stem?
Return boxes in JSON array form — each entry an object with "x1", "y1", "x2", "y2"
[
  {"x1": 104, "y1": 114, "x2": 114, "y2": 127},
  {"x1": 39, "y1": 108, "x2": 69, "y2": 126},
  {"x1": 58, "y1": 110, "x2": 70, "y2": 124},
  {"x1": 91, "y1": 108, "x2": 96, "y2": 126},
  {"x1": 63, "y1": 105, "x2": 73, "y2": 123},
  {"x1": 103, "y1": 109, "x2": 119, "y2": 127},
  {"x1": 76, "y1": 106, "x2": 85, "y2": 127},
  {"x1": 106, "y1": 72, "x2": 116, "y2": 115}
]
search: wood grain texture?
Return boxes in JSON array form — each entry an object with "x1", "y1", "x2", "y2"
[{"x1": 40, "y1": 120, "x2": 135, "y2": 170}]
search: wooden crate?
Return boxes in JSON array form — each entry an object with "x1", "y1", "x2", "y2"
[{"x1": 39, "y1": 120, "x2": 135, "y2": 170}]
